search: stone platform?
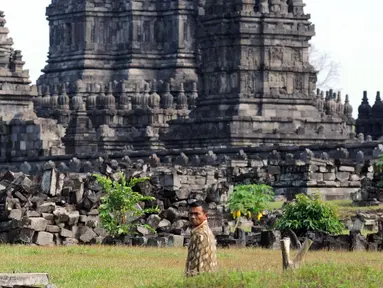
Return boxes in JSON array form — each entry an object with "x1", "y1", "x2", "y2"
[{"x1": 0, "y1": 273, "x2": 54, "y2": 288}]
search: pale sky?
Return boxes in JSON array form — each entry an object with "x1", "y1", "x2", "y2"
[{"x1": 2, "y1": 0, "x2": 383, "y2": 118}]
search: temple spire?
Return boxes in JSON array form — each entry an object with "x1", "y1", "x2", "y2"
[
  {"x1": 0, "y1": 11, "x2": 14, "y2": 70},
  {"x1": 0, "y1": 10, "x2": 35, "y2": 120}
]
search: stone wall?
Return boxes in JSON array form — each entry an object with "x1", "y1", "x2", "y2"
[
  {"x1": 0, "y1": 113, "x2": 65, "y2": 160},
  {"x1": 0, "y1": 146, "x2": 379, "y2": 200},
  {"x1": 0, "y1": 139, "x2": 382, "y2": 170},
  {"x1": 0, "y1": 149, "x2": 379, "y2": 246}
]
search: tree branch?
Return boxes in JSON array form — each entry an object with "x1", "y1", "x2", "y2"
[{"x1": 309, "y1": 45, "x2": 340, "y2": 90}]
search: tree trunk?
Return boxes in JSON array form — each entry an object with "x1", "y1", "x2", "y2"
[{"x1": 281, "y1": 237, "x2": 313, "y2": 271}]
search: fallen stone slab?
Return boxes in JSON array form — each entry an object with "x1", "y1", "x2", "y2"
[
  {"x1": 0, "y1": 273, "x2": 55, "y2": 287},
  {"x1": 35, "y1": 231, "x2": 54, "y2": 246}
]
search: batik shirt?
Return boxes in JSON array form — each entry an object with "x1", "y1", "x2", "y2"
[{"x1": 185, "y1": 220, "x2": 218, "y2": 277}]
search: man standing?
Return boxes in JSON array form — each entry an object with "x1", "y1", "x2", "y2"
[{"x1": 185, "y1": 200, "x2": 218, "y2": 277}]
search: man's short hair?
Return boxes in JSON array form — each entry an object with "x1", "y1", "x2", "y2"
[{"x1": 189, "y1": 200, "x2": 209, "y2": 214}]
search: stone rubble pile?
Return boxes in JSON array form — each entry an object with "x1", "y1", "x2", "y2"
[
  {"x1": 0, "y1": 150, "x2": 381, "y2": 249},
  {"x1": 6, "y1": 148, "x2": 376, "y2": 201},
  {"x1": 352, "y1": 176, "x2": 383, "y2": 206},
  {"x1": 0, "y1": 158, "x2": 229, "y2": 247}
]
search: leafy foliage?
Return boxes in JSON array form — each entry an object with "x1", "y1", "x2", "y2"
[
  {"x1": 374, "y1": 153, "x2": 383, "y2": 188},
  {"x1": 94, "y1": 173, "x2": 159, "y2": 237},
  {"x1": 228, "y1": 184, "x2": 274, "y2": 220},
  {"x1": 275, "y1": 193, "x2": 344, "y2": 235}
]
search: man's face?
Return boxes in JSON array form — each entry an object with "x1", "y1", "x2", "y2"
[{"x1": 189, "y1": 206, "x2": 208, "y2": 227}]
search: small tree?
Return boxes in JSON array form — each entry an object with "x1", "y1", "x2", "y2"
[
  {"x1": 374, "y1": 153, "x2": 383, "y2": 188},
  {"x1": 309, "y1": 45, "x2": 341, "y2": 90},
  {"x1": 94, "y1": 173, "x2": 159, "y2": 237},
  {"x1": 275, "y1": 193, "x2": 344, "y2": 235},
  {"x1": 228, "y1": 184, "x2": 274, "y2": 231}
]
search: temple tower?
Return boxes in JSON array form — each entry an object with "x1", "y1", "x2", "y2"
[
  {"x1": 356, "y1": 91, "x2": 383, "y2": 140},
  {"x1": 37, "y1": 0, "x2": 198, "y2": 88},
  {"x1": 164, "y1": 0, "x2": 354, "y2": 148},
  {"x1": 0, "y1": 11, "x2": 35, "y2": 121}
]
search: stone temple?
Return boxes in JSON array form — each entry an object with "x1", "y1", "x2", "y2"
[
  {"x1": 0, "y1": 11, "x2": 35, "y2": 121},
  {"x1": 356, "y1": 91, "x2": 383, "y2": 140},
  {"x1": 25, "y1": 0, "x2": 355, "y2": 154},
  {"x1": 1, "y1": 1, "x2": 383, "y2": 239}
]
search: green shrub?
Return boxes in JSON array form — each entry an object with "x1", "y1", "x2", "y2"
[
  {"x1": 94, "y1": 173, "x2": 159, "y2": 237},
  {"x1": 275, "y1": 193, "x2": 344, "y2": 235},
  {"x1": 228, "y1": 184, "x2": 274, "y2": 220},
  {"x1": 374, "y1": 153, "x2": 383, "y2": 187}
]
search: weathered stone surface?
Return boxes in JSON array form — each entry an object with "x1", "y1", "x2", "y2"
[
  {"x1": 60, "y1": 228, "x2": 73, "y2": 238},
  {"x1": 147, "y1": 237, "x2": 168, "y2": 247},
  {"x1": 42, "y1": 213, "x2": 54, "y2": 222},
  {"x1": 39, "y1": 202, "x2": 56, "y2": 213},
  {"x1": 146, "y1": 214, "x2": 161, "y2": 230},
  {"x1": 41, "y1": 169, "x2": 57, "y2": 196},
  {"x1": 68, "y1": 211, "x2": 80, "y2": 226},
  {"x1": 9, "y1": 228, "x2": 35, "y2": 244},
  {"x1": 0, "y1": 232, "x2": 8, "y2": 243},
  {"x1": 93, "y1": 236, "x2": 105, "y2": 244},
  {"x1": 175, "y1": 188, "x2": 190, "y2": 200},
  {"x1": 8, "y1": 209, "x2": 22, "y2": 221},
  {"x1": 166, "y1": 207, "x2": 180, "y2": 222},
  {"x1": 53, "y1": 207, "x2": 69, "y2": 223},
  {"x1": 260, "y1": 230, "x2": 281, "y2": 249},
  {"x1": 35, "y1": 231, "x2": 54, "y2": 246},
  {"x1": 163, "y1": 173, "x2": 181, "y2": 191},
  {"x1": 79, "y1": 215, "x2": 87, "y2": 223},
  {"x1": 76, "y1": 226, "x2": 97, "y2": 243},
  {"x1": 168, "y1": 235, "x2": 184, "y2": 248},
  {"x1": 336, "y1": 172, "x2": 350, "y2": 182},
  {"x1": 46, "y1": 225, "x2": 60, "y2": 233},
  {"x1": 339, "y1": 166, "x2": 355, "y2": 172},
  {"x1": 94, "y1": 227, "x2": 107, "y2": 237},
  {"x1": 137, "y1": 226, "x2": 150, "y2": 236},
  {"x1": 86, "y1": 215, "x2": 99, "y2": 228},
  {"x1": 350, "y1": 174, "x2": 360, "y2": 181},
  {"x1": 158, "y1": 219, "x2": 171, "y2": 228},
  {"x1": 88, "y1": 209, "x2": 99, "y2": 216},
  {"x1": 268, "y1": 166, "x2": 281, "y2": 175},
  {"x1": 310, "y1": 173, "x2": 323, "y2": 181},
  {"x1": 63, "y1": 238, "x2": 79, "y2": 246},
  {"x1": 0, "y1": 273, "x2": 50, "y2": 287},
  {"x1": 132, "y1": 237, "x2": 148, "y2": 246},
  {"x1": 171, "y1": 219, "x2": 188, "y2": 230},
  {"x1": 29, "y1": 218, "x2": 48, "y2": 232},
  {"x1": 27, "y1": 211, "x2": 40, "y2": 218}
]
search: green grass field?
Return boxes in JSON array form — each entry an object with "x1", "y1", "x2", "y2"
[
  {"x1": 1, "y1": 200, "x2": 381, "y2": 287},
  {"x1": 0, "y1": 245, "x2": 382, "y2": 288}
]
